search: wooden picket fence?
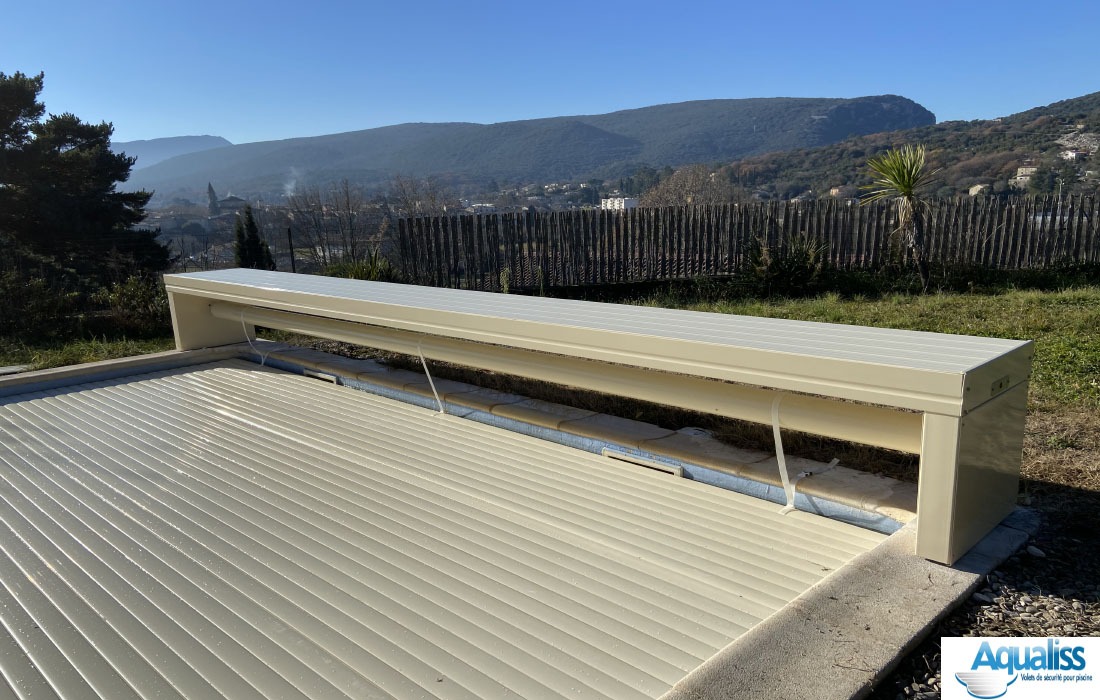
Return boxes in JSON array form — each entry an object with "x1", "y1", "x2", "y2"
[{"x1": 393, "y1": 195, "x2": 1100, "y2": 291}]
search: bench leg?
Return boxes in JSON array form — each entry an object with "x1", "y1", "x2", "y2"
[
  {"x1": 915, "y1": 382, "x2": 1028, "y2": 564},
  {"x1": 168, "y1": 292, "x2": 254, "y2": 351}
]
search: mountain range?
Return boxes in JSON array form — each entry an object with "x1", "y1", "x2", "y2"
[
  {"x1": 111, "y1": 135, "x2": 232, "y2": 170},
  {"x1": 717, "y1": 91, "x2": 1100, "y2": 199},
  {"x1": 126, "y1": 95, "x2": 935, "y2": 203}
]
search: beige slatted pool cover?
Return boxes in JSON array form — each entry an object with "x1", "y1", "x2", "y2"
[{"x1": 0, "y1": 360, "x2": 885, "y2": 699}]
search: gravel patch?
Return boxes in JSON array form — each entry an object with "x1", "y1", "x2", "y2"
[{"x1": 870, "y1": 486, "x2": 1100, "y2": 699}]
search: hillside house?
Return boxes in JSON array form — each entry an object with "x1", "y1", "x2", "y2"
[
  {"x1": 600, "y1": 197, "x2": 639, "y2": 211},
  {"x1": 1009, "y1": 165, "x2": 1039, "y2": 190}
]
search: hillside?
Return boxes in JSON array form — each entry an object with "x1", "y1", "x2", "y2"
[
  {"x1": 111, "y1": 135, "x2": 232, "y2": 170},
  {"x1": 129, "y1": 96, "x2": 933, "y2": 203},
  {"x1": 720, "y1": 91, "x2": 1100, "y2": 199}
]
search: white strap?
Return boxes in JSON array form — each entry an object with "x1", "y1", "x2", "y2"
[
  {"x1": 771, "y1": 395, "x2": 797, "y2": 514},
  {"x1": 417, "y1": 342, "x2": 445, "y2": 415},
  {"x1": 240, "y1": 310, "x2": 270, "y2": 366}
]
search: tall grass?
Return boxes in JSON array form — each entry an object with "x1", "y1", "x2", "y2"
[{"x1": 0, "y1": 337, "x2": 175, "y2": 371}]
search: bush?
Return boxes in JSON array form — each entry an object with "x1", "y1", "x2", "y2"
[
  {"x1": 89, "y1": 274, "x2": 171, "y2": 337},
  {"x1": 0, "y1": 249, "x2": 86, "y2": 341},
  {"x1": 322, "y1": 250, "x2": 403, "y2": 283},
  {"x1": 0, "y1": 268, "x2": 84, "y2": 338},
  {"x1": 742, "y1": 233, "x2": 828, "y2": 297},
  {"x1": 1, "y1": 237, "x2": 173, "y2": 341},
  {"x1": 928, "y1": 261, "x2": 1100, "y2": 294}
]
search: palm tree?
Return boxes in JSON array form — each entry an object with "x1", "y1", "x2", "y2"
[{"x1": 861, "y1": 145, "x2": 940, "y2": 292}]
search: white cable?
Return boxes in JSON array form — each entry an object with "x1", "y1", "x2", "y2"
[
  {"x1": 771, "y1": 395, "x2": 797, "y2": 514},
  {"x1": 417, "y1": 342, "x2": 445, "y2": 415},
  {"x1": 800, "y1": 458, "x2": 840, "y2": 479},
  {"x1": 240, "y1": 310, "x2": 270, "y2": 366}
]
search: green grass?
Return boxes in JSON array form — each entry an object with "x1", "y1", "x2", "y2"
[
  {"x1": 0, "y1": 336, "x2": 175, "y2": 371},
  {"x1": 639, "y1": 287, "x2": 1100, "y2": 411}
]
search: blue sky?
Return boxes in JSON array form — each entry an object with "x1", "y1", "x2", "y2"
[{"x1": 4, "y1": 0, "x2": 1098, "y2": 144}]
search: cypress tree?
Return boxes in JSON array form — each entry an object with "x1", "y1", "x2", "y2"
[
  {"x1": 233, "y1": 213, "x2": 247, "y2": 267},
  {"x1": 234, "y1": 205, "x2": 275, "y2": 270}
]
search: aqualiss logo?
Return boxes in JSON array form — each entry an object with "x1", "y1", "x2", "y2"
[{"x1": 942, "y1": 637, "x2": 1098, "y2": 700}]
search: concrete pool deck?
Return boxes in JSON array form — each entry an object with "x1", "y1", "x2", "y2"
[{"x1": 661, "y1": 510, "x2": 1038, "y2": 700}]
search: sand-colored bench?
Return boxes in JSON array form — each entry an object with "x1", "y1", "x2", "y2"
[{"x1": 164, "y1": 269, "x2": 1033, "y2": 564}]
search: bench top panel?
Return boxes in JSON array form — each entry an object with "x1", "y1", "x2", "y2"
[{"x1": 165, "y1": 270, "x2": 1032, "y2": 412}]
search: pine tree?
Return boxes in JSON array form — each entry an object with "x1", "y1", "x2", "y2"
[
  {"x1": 207, "y1": 183, "x2": 219, "y2": 216},
  {"x1": 0, "y1": 71, "x2": 163, "y2": 281}
]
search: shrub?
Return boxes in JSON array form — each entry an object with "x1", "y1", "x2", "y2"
[
  {"x1": 89, "y1": 275, "x2": 171, "y2": 336},
  {"x1": 0, "y1": 266, "x2": 84, "y2": 338},
  {"x1": 322, "y1": 250, "x2": 403, "y2": 283},
  {"x1": 742, "y1": 234, "x2": 828, "y2": 297}
]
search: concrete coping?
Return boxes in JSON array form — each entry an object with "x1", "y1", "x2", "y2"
[{"x1": 0, "y1": 345, "x2": 246, "y2": 398}]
